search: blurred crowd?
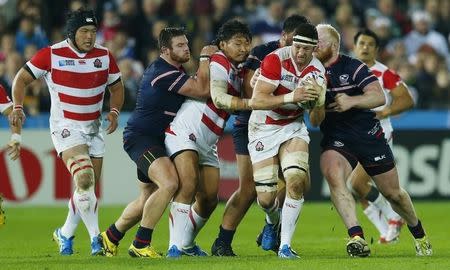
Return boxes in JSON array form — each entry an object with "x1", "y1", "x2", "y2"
[{"x1": 0, "y1": 0, "x2": 448, "y2": 114}]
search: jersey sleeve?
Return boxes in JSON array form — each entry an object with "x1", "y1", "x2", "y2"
[
  {"x1": 26, "y1": 47, "x2": 51, "y2": 79},
  {"x1": 151, "y1": 69, "x2": 190, "y2": 93},
  {"x1": 210, "y1": 53, "x2": 230, "y2": 81},
  {"x1": 0, "y1": 84, "x2": 12, "y2": 114},
  {"x1": 259, "y1": 53, "x2": 281, "y2": 86},
  {"x1": 382, "y1": 69, "x2": 402, "y2": 90},
  {"x1": 107, "y1": 51, "x2": 122, "y2": 85},
  {"x1": 352, "y1": 60, "x2": 378, "y2": 90}
]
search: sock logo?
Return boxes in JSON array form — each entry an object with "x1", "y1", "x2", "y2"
[{"x1": 177, "y1": 208, "x2": 189, "y2": 214}]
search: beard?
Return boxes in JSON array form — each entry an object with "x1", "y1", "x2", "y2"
[
  {"x1": 315, "y1": 47, "x2": 333, "y2": 63},
  {"x1": 170, "y1": 50, "x2": 190, "y2": 64}
]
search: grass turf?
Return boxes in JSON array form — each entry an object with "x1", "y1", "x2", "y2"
[{"x1": 0, "y1": 202, "x2": 448, "y2": 270}]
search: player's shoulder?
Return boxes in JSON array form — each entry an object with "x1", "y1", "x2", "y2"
[
  {"x1": 310, "y1": 56, "x2": 326, "y2": 73},
  {"x1": 341, "y1": 54, "x2": 364, "y2": 67},
  {"x1": 211, "y1": 51, "x2": 231, "y2": 70},
  {"x1": 251, "y1": 40, "x2": 279, "y2": 59}
]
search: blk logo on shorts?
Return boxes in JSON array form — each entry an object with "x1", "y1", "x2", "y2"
[
  {"x1": 374, "y1": 155, "x2": 386, "y2": 161},
  {"x1": 61, "y1": 129, "x2": 70, "y2": 138},
  {"x1": 333, "y1": 141, "x2": 344, "y2": 147},
  {"x1": 189, "y1": 133, "x2": 196, "y2": 142},
  {"x1": 255, "y1": 141, "x2": 264, "y2": 151}
]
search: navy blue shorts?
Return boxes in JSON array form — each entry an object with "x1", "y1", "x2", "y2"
[
  {"x1": 232, "y1": 124, "x2": 249, "y2": 155},
  {"x1": 321, "y1": 135, "x2": 395, "y2": 176},
  {"x1": 123, "y1": 134, "x2": 167, "y2": 183}
]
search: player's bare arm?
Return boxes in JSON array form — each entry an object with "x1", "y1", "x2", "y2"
[
  {"x1": 178, "y1": 45, "x2": 218, "y2": 99},
  {"x1": 376, "y1": 82, "x2": 414, "y2": 119},
  {"x1": 250, "y1": 79, "x2": 319, "y2": 110},
  {"x1": 105, "y1": 80, "x2": 124, "y2": 135},
  {"x1": 1, "y1": 104, "x2": 20, "y2": 160},
  {"x1": 329, "y1": 81, "x2": 385, "y2": 112},
  {"x1": 9, "y1": 67, "x2": 34, "y2": 126}
]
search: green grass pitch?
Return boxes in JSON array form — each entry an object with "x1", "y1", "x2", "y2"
[{"x1": 0, "y1": 202, "x2": 448, "y2": 270}]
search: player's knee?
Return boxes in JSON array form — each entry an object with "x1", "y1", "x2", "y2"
[
  {"x1": 160, "y1": 177, "x2": 179, "y2": 196},
  {"x1": 253, "y1": 164, "x2": 278, "y2": 193},
  {"x1": 286, "y1": 178, "x2": 306, "y2": 199},
  {"x1": 256, "y1": 192, "x2": 277, "y2": 210},
  {"x1": 381, "y1": 189, "x2": 402, "y2": 205},
  {"x1": 76, "y1": 173, "x2": 94, "y2": 190},
  {"x1": 178, "y1": 178, "x2": 198, "y2": 199},
  {"x1": 66, "y1": 155, "x2": 95, "y2": 191},
  {"x1": 281, "y1": 151, "x2": 309, "y2": 191}
]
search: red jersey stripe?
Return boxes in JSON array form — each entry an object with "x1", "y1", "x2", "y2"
[
  {"x1": 206, "y1": 100, "x2": 229, "y2": 119},
  {"x1": 201, "y1": 114, "x2": 224, "y2": 136},
  {"x1": 300, "y1": 65, "x2": 320, "y2": 78},
  {"x1": 211, "y1": 53, "x2": 231, "y2": 73},
  {"x1": 272, "y1": 107, "x2": 302, "y2": 117},
  {"x1": 63, "y1": 110, "x2": 101, "y2": 121},
  {"x1": 58, "y1": 92, "x2": 104, "y2": 105},
  {"x1": 273, "y1": 85, "x2": 291, "y2": 95},
  {"x1": 52, "y1": 69, "x2": 108, "y2": 89},
  {"x1": 265, "y1": 115, "x2": 297, "y2": 126}
]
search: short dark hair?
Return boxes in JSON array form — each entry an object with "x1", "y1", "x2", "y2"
[
  {"x1": 158, "y1": 27, "x2": 186, "y2": 50},
  {"x1": 213, "y1": 19, "x2": 252, "y2": 47},
  {"x1": 354, "y1": 29, "x2": 380, "y2": 48},
  {"x1": 283, "y1": 15, "x2": 310, "y2": 33}
]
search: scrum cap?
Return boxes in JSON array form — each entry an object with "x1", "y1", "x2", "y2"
[{"x1": 66, "y1": 9, "x2": 98, "y2": 43}]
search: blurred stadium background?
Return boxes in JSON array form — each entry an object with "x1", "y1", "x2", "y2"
[
  {"x1": 0, "y1": 0, "x2": 449, "y2": 268},
  {"x1": 0, "y1": 0, "x2": 449, "y2": 205}
]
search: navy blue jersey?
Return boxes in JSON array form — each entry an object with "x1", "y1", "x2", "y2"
[
  {"x1": 124, "y1": 57, "x2": 190, "y2": 138},
  {"x1": 320, "y1": 54, "x2": 380, "y2": 139},
  {"x1": 235, "y1": 40, "x2": 280, "y2": 126}
]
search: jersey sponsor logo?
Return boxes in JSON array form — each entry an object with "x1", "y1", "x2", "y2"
[
  {"x1": 333, "y1": 140, "x2": 344, "y2": 147},
  {"x1": 255, "y1": 141, "x2": 264, "y2": 151},
  {"x1": 61, "y1": 128, "x2": 71, "y2": 138},
  {"x1": 58, "y1": 59, "x2": 75, "y2": 66},
  {"x1": 281, "y1": 74, "x2": 294, "y2": 82},
  {"x1": 93, "y1": 58, "x2": 102, "y2": 68},
  {"x1": 339, "y1": 74, "x2": 349, "y2": 85},
  {"x1": 374, "y1": 155, "x2": 386, "y2": 161},
  {"x1": 78, "y1": 60, "x2": 86, "y2": 65},
  {"x1": 189, "y1": 133, "x2": 197, "y2": 142}
]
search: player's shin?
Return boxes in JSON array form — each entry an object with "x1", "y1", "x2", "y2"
[
  {"x1": 169, "y1": 202, "x2": 191, "y2": 249},
  {"x1": 182, "y1": 206, "x2": 208, "y2": 248}
]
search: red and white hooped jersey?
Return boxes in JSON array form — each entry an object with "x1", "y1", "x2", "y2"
[
  {"x1": 26, "y1": 40, "x2": 121, "y2": 133},
  {"x1": 370, "y1": 61, "x2": 403, "y2": 136},
  {"x1": 250, "y1": 45, "x2": 326, "y2": 126},
  {"x1": 167, "y1": 51, "x2": 243, "y2": 145},
  {"x1": 0, "y1": 84, "x2": 12, "y2": 114}
]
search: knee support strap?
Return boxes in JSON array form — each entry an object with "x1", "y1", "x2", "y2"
[
  {"x1": 66, "y1": 154, "x2": 95, "y2": 184},
  {"x1": 280, "y1": 151, "x2": 309, "y2": 180},
  {"x1": 253, "y1": 164, "x2": 279, "y2": 192}
]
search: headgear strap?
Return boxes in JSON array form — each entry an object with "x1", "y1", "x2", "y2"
[{"x1": 293, "y1": 35, "x2": 318, "y2": 46}]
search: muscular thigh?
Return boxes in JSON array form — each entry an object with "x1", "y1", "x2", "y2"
[
  {"x1": 173, "y1": 150, "x2": 200, "y2": 183},
  {"x1": 123, "y1": 134, "x2": 167, "y2": 183}
]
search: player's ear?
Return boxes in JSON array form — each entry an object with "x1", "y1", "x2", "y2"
[{"x1": 219, "y1": 40, "x2": 226, "y2": 51}]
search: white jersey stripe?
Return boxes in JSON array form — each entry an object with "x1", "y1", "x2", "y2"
[{"x1": 151, "y1": 70, "x2": 178, "y2": 86}]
